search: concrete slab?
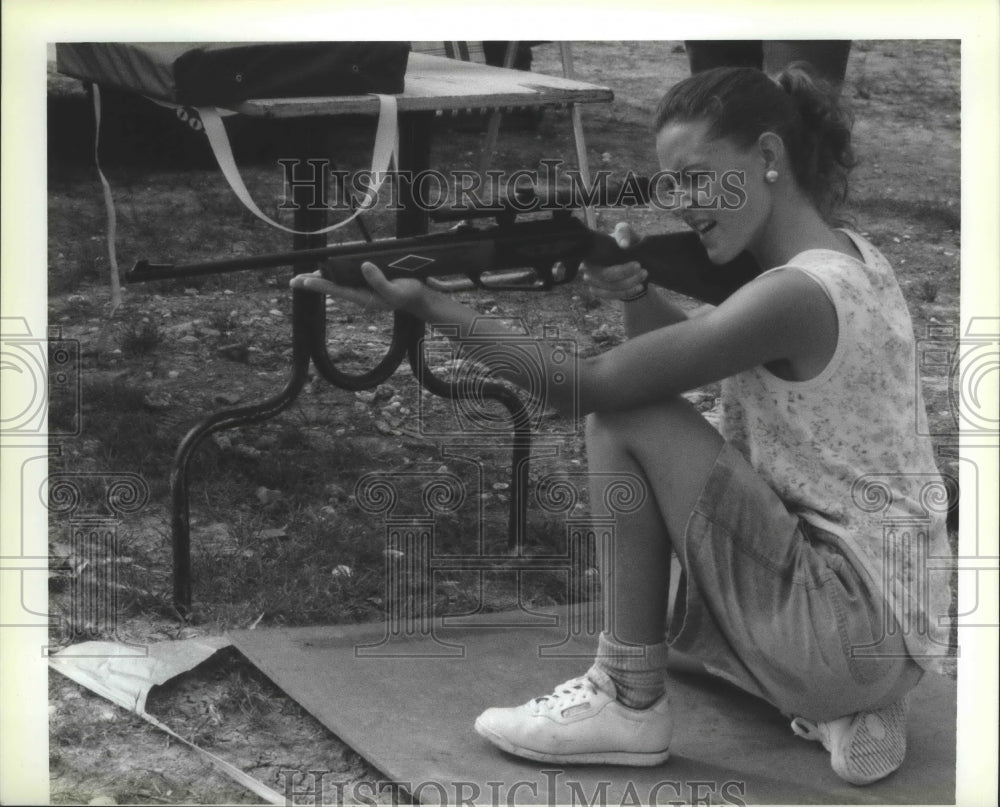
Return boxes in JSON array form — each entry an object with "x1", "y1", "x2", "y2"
[{"x1": 229, "y1": 609, "x2": 955, "y2": 805}]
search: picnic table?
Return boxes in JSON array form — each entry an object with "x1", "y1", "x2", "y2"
[{"x1": 137, "y1": 53, "x2": 614, "y2": 616}]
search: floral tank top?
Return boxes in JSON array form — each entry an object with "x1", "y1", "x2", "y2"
[{"x1": 720, "y1": 230, "x2": 954, "y2": 676}]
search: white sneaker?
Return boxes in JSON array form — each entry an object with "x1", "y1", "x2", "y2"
[
  {"x1": 791, "y1": 698, "x2": 908, "y2": 785},
  {"x1": 474, "y1": 669, "x2": 673, "y2": 766}
]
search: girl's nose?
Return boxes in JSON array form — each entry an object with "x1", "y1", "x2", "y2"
[{"x1": 669, "y1": 187, "x2": 694, "y2": 219}]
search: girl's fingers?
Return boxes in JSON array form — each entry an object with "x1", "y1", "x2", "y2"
[
  {"x1": 612, "y1": 221, "x2": 639, "y2": 248},
  {"x1": 587, "y1": 284, "x2": 627, "y2": 301},
  {"x1": 289, "y1": 269, "x2": 321, "y2": 285},
  {"x1": 361, "y1": 261, "x2": 413, "y2": 309},
  {"x1": 290, "y1": 270, "x2": 386, "y2": 308},
  {"x1": 359, "y1": 261, "x2": 394, "y2": 295},
  {"x1": 290, "y1": 272, "x2": 338, "y2": 294},
  {"x1": 582, "y1": 262, "x2": 647, "y2": 289}
]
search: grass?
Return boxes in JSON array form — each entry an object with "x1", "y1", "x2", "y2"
[
  {"x1": 47, "y1": 366, "x2": 594, "y2": 632},
  {"x1": 850, "y1": 195, "x2": 961, "y2": 231},
  {"x1": 918, "y1": 279, "x2": 940, "y2": 303},
  {"x1": 76, "y1": 378, "x2": 172, "y2": 472},
  {"x1": 121, "y1": 319, "x2": 163, "y2": 357},
  {"x1": 183, "y1": 473, "x2": 596, "y2": 629}
]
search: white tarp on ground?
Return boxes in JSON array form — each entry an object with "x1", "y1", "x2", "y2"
[
  {"x1": 49, "y1": 636, "x2": 230, "y2": 713},
  {"x1": 49, "y1": 636, "x2": 285, "y2": 805}
]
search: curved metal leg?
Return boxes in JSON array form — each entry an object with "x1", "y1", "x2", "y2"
[
  {"x1": 401, "y1": 313, "x2": 532, "y2": 553},
  {"x1": 170, "y1": 289, "x2": 313, "y2": 617},
  {"x1": 308, "y1": 303, "x2": 410, "y2": 391}
]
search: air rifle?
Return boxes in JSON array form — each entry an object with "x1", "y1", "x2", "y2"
[{"x1": 127, "y1": 197, "x2": 761, "y2": 306}]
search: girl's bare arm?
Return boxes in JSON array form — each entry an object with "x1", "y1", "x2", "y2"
[{"x1": 402, "y1": 266, "x2": 836, "y2": 416}]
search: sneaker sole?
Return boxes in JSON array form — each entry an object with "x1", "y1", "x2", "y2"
[
  {"x1": 474, "y1": 718, "x2": 671, "y2": 767},
  {"x1": 834, "y1": 702, "x2": 908, "y2": 785}
]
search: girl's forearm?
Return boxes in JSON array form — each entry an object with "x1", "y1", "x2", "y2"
[
  {"x1": 408, "y1": 289, "x2": 492, "y2": 340},
  {"x1": 407, "y1": 289, "x2": 583, "y2": 417},
  {"x1": 622, "y1": 287, "x2": 693, "y2": 338}
]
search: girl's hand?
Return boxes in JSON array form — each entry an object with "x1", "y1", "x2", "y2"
[
  {"x1": 290, "y1": 261, "x2": 426, "y2": 312},
  {"x1": 580, "y1": 222, "x2": 648, "y2": 301}
]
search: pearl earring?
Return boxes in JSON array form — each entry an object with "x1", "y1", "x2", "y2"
[{"x1": 765, "y1": 169, "x2": 779, "y2": 183}]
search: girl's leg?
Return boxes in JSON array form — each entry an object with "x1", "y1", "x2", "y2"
[
  {"x1": 473, "y1": 398, "x2": 724, "y2": 764},
  {"x1": 581, "y1": 399, "x2": 724, "y2": 710},
  {"x1": 585, "y1": 398, "x2": 724, "y2": 644}
]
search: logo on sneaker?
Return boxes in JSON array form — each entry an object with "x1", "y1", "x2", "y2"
[
  {"x1": 863, "y1": 713, "x2": 886, "y2": 740},
  {"x1": 561, "y1": 703, "x2": 592, "y2": 719}
]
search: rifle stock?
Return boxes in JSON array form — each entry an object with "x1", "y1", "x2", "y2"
[{"x1": 620, "y1": 232, "x2": 762, "y2": 306}]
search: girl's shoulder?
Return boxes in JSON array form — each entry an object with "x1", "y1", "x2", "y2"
[
  {"x1": 777, "y1": 230, "x2": 895, "y2": 286},
  {"x1": 834, "y1": 229, "x2": 891, "y2": 268},
  {"x1": 748, "y1": 231, "x2": 902, "y2": 322}
]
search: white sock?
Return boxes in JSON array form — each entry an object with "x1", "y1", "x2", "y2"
[{"x1": 589, "y1": 631, "x2": 669, "y2": 709}]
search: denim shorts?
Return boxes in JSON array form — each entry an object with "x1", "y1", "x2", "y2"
[{"x1": 667, "y1": 443, "x2": 924, "y2": 722}]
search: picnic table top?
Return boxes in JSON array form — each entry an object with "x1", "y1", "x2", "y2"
[{"x1": 234, "y1": 52, "x2": 614, "y2": 117}]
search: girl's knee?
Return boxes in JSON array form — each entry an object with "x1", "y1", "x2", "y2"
[
  {"x1": 586, "y1": 398, "x2": 698, "y2": 440},
  {"x1": 586, "y1": 409, "x2": 627, "y2": 440},
  {"x1": 586, "y1": 408, "x2": 643, "y2": 446}
]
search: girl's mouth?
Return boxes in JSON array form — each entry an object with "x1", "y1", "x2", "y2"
[{"x1": 689, "y1": 219, "x2": 717, "y2": 237}]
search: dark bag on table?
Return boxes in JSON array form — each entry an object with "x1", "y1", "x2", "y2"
[
  {"x1": 56, "y1": 42, "x2": 409, "y2": 237},
  {"x1": 56, "y1": 41, "x2": 410, "y2": 105}
]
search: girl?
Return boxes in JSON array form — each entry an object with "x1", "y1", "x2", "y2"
[{"x1": 292, "y1": 65, "x2": 953, "y2": 786}]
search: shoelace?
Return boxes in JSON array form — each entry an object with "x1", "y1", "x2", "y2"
[
  {"x1": 532, "y1": 676, "x2": 598, "y2": 712},
  {"x1": 790, "y1": 716, "x2": 831, "y2": 749}
]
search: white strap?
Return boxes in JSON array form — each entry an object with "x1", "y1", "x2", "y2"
[
  {"x1": 197, "y1": 94, "x2": 399, "y2": 235},
  {"x1": 91, "y1": 84, "x2": 123, "y2": 311},
  {"x1": 139, "y1": 709, "x2": 286, "y2": 804}
]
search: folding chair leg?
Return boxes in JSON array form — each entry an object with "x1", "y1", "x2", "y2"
[
  {"x1": 477, "y1": 41, "x2": 519, "y2": 183},
  {"x1": 560, "y1": 43, "x2": 597, "y2": 229}
]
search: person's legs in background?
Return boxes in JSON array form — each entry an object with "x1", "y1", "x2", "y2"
[
  {"x1": 684, "y1": 40, "x2": 763, "y2": 72},
  {"x1": 685, "y1": 39, "x2": 851, "y2": 88},
  {"x1": 763, "y1": 40, "x2": 852, "y2": 87}
]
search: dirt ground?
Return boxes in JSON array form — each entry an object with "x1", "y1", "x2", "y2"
[{"x1": 43, "y1": 41, "x2": 962, "y2": 804}]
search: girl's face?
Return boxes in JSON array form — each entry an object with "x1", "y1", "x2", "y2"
[{"x1": 655, "y1": 118, "x2": 775, "y2": 265}]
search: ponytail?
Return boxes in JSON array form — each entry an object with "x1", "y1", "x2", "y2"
[
  {"x1": 774, "y1": 62, "x2": 855, "y2": 218},
  {"x1": 653, "y1": 64, "x2": 856, "y2": 219}
]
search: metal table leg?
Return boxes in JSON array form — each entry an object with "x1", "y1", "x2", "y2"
[
  {"x1": 170, "y1": 291, "x2": 313, "y2": 616},
  {"x1": 404, "y1": 314, "x2": 532, "y2": 553},
  {"x1": 169, "y1": 119, "x2": 331, "y2": 617},
  {"x1": 395, "y1": 111, "x2": 533, "y2": 553}
]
